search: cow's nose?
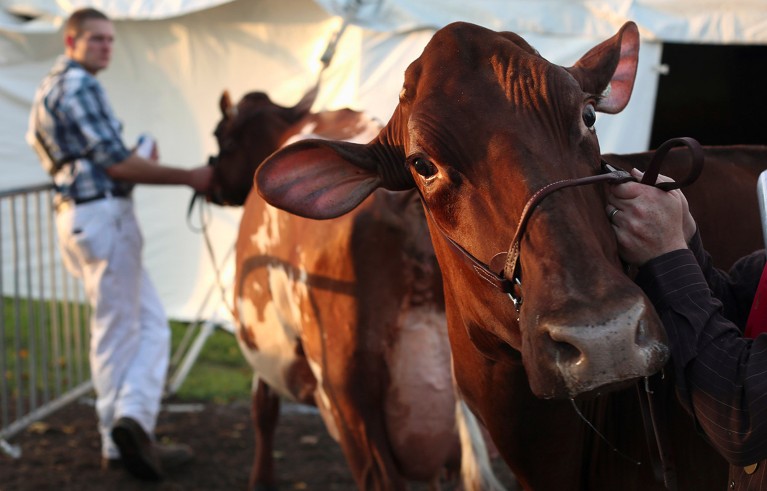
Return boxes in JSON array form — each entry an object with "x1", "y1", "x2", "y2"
[{"x1": 543, "y1": 298, "x2": 669, "y2": 395}]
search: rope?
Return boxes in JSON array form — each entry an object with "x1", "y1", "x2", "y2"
[
  {"x1": 187, "y1": 194, "x2": 237, "y2": 321},
  {"x1": 569, "y1": 398, "x2": 643, "y2": 467},
  {"x1": 320, "y1": 0, "x2": 375, "y2": 69}
]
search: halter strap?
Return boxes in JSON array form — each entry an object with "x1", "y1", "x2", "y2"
[
  {"x1": 419, "y1": 137, "x2": 705, "y2": 311},
  {"x1": 501, "y1": 166, "x2": 634, "y2": 293}
]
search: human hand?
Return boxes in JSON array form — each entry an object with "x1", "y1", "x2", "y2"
[
  {"x1": 633, "y1": 169, "x2": 697, "y2": 241},
  {"x1": 606, "y1": 169, "x2": 690, "y2": 266},
  {"x1": 134, "y1": 133, "x2": 159, "y2": 163},
  {"x1": 188, "y1": 165, "x2": 214, "y2": 193}
]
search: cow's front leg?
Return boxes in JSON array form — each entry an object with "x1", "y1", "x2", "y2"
[{"x1": 250, "y1": 377, "x2": 280, "y2": 491}]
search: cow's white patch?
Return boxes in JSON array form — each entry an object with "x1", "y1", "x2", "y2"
[
  {"x1": 250, "y1": 206, "x2": 282, "y2": 251},
  {"x1": 282, "y1": 112, "x2": 381, "y2": 146},
  {"x1": 236, "y1": 264, "x2": 311, "y2": 402},
  {"x1": 283, "y1": 122, "x2": 319, "y2": 146},
  {"x1": 306, "y1": 357, "x2": 341, "y2": 442}
]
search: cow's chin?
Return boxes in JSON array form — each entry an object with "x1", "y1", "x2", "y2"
[
  {"x1": 528, "y1": 372, "x2": 647, "y2": 400},
  {"x1": 567, "y1": 378, "x2": 642, "y2": 401}
]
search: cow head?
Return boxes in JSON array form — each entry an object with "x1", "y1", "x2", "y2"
[
  {"x1": 208, "y1": 84, "x2": 318, "y2": 205},
  {"x1": 254, "y1": 22, "x2": 668, "y2": 399}
]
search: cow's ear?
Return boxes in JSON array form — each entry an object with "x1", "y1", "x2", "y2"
[
  {"x1": 220, "y1": 90, "x2": 233, "y2": 119},
  {"x1": 255, "y1": 139, "x2": 382, "y2": 220},
  {"x1": 567, "y1": 21, "x2": 639, "y2": 114}
]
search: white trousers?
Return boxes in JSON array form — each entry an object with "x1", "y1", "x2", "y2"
[{"x1": 55, "y1": 197, "x2": 169, "y2": 459}]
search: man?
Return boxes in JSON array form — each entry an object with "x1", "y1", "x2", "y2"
[
  {"x1": 27, "y1": 8, "x2": 212, "y2": 482},
  {"x1": 608, "y1": 168, "x2": 767, "y2": 490}
]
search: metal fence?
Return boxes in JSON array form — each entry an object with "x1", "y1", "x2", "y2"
[
  {"x1": 0, "y1": 182, "x2": 92, "y2": 458},
  {"x1": 0, "y1": 183, "x2": 236, "y2": 459}
]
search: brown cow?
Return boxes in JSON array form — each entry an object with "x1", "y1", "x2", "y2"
[
  {"x1": 208, "y1": 88, "x2": 508, "y2": 490},
  {"x1": 253, "y1": 22, "x2": 767, "y2": 490}
]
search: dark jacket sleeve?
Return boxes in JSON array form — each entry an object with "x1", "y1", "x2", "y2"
[
  {"x1": 635, "y1": 242, "x2": 767, "y2": 466},
  {"x1": 687, "y1": 231, "x2": 765, "y2": 329}
]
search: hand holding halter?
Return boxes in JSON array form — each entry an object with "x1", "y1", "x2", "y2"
[
  {"x1": 639, "y1": 137, "x2": 704, "y2": 190},
  {"x1": 501, "y1": 137, "x2": 704, "y2": 308}
]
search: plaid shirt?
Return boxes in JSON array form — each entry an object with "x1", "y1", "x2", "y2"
[
  {"x1": 27, "y1": 56, "x2": 133, "y2": 201},
  {"x1": 636, "y1": 232, "x2": 767, "y2": 490}
]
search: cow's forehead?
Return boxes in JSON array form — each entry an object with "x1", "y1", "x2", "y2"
[
  {"x1": 402, "y1": 22, "x2": 578, "y2": 112},
  {"x1": 399, "y1": 23, "x2": 583, "y2": 168}
]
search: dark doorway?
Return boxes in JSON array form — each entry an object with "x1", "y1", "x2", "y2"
[{"x1": 649, "y1": 43, "x2": 767, "y2": 149}]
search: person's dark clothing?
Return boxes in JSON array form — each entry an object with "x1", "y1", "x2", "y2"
[{"x1": 636, "y1": 231, "x2": 767, "y2": 490}]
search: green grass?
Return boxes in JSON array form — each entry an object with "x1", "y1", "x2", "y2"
[
  {"x1": 2, "y1": 297, "x2": 252, "y2": 405},
  {"x1": 2, "y1": 296, "x2": 91, "y2": 395},
  {"x1": 169, "y1": 321, "x2": 252, "y2": 403}
]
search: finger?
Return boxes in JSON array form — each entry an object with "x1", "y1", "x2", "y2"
[
  {"x1": 632, "y1": 168, "x2": 678, "y2": 186},
  {"x1": 655, "y1": 172, "x2": 676, "y2": 184},
  {"x1": 610, "y1": 180, "x2": 645, "y2": 200},
  {"x1": 607, "y1": 207, "x2": 622, "y2": 225}
]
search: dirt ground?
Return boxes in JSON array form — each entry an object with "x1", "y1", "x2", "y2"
[{"x1": 1, "y1": 397, "x2": 518, "y2": 491}]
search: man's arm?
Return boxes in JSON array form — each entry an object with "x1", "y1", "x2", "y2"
[
  {"x1": 68, "y1": 79, "x2": 213, "y2": 194},
  {"x1": 106, "y1": 154, "x2": 212, "y2": 193},
  {"x1": 609, "y1": 168, "x2": 767, "y2": 465},
  {"x1": 636, "y1": 250, "x2": 767, "y2": 466}
]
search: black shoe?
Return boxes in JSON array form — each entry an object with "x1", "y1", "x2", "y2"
[{"x1": 111, "y1": 417, "x2": 164, "y2": 481}]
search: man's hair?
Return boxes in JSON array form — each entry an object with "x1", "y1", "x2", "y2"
[{"x1": 64, "y1": 8, "x2": 110, "y2": 39}]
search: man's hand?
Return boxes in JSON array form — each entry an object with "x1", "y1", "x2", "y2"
[
  {"x1": 107, "y1": 156, "x2": 214, "y2": 193},
  {"x1": 607, "y1": 168, "x2": 694, "y2": 266},
  {"x1": 187, "y1": 165, "x2": 213, "y2": 194}
]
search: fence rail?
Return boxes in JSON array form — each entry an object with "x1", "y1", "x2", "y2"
[
  {"x1": 0, "y1": 182, "x2": 93, "y2": 457},
  {"x1": 0, "y1": 183, "x2": 234, "y2": 459}
]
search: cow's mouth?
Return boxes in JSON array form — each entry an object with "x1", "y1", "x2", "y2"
[{"x1": 568, "y1": 377, "x2": 641, "y2": 401}]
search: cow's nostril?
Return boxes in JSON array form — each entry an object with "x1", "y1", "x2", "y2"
[
  {"x1": 553, "y1": 339, "x2": 582, "y2": 367},
  {"x1": 635, "y1": 318, "x2": 650, "y2": 346}
]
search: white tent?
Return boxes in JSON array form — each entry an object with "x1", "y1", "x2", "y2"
[{"x1": 1, "y1": 0, "x2": 765, "y2": 322}]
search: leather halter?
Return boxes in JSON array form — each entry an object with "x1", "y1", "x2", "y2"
[
  {"x1": 421, "y1": 137, "x2": 704, "y2": 311},
  {"x1": 419, "y1": 137, "x2": 703, "y2": 491}
]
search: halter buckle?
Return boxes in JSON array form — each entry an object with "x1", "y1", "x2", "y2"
[{"x1": 506, "y1": 277, "x2": 523, "y2": 312}]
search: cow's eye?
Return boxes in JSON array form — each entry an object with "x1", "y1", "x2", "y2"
[
  {"x1": 582, "y1": 104, "x2": 597, "y2": 128},
  {"x1": 413, "y1": 157, "x2": 438, "y2": 178}
]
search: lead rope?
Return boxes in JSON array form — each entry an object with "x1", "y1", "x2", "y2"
[
  {"x1": 569, "y1": 399, "x2": 643, "y2": 467},
  {"x1": 637, "y1": 372, "x2": 678, "y2": 490},
  {"x1": 186, "y1": 197, "x2": 237, "y2": 321},
  {"x1": 320, "y1": 0, "x2": 382, "y2": 68}
]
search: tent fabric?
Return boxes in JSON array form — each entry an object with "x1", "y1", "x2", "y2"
[
  {"x1": 316, "y1": 0, "x2": 767, "y2": 44},
  {"x1": 1, "y1": 0, "x2": 349, "y2": 322},
  {"x1": 3, "y1": 0, "x2": 766, "y2": 40},
  {"x1": 0, "y1": 0, "x2": 763, "y2": 322},
  {"x1": 1, "y1": 0, "x2": 232, "y2": 20}
]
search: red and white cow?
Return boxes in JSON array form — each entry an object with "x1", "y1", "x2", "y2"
[{"x1": 209, "y1": 88, "x2": 508, "y2": 491}]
